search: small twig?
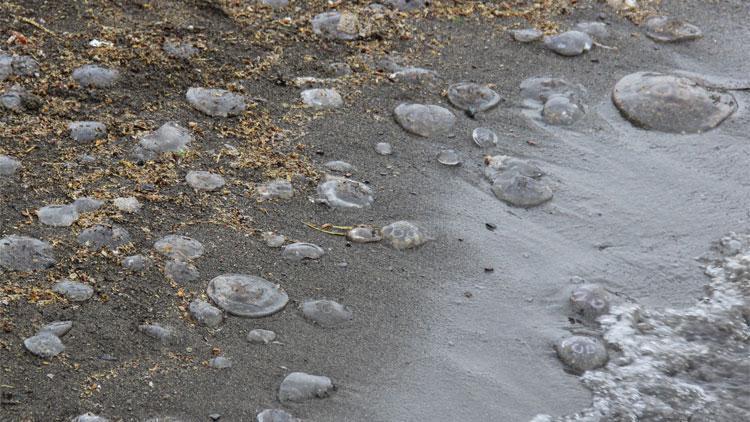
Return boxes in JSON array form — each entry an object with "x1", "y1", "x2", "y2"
[
  {"x1": 303, "y1": 221, "x2": 347, "y2": 236},
  {"x1": 17, "y1": 16, "x2": 56, "y2": 36}
]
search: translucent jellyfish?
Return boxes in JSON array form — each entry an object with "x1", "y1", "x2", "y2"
[
  {"x1": 256, "y1": 408, "x2": 300, "y2": 422},
  {"x1": 542, "y1": 95, "x2": 585, "y2": 126},
  {"x1": 509, "y1": 28, "x2": 543, "y2": 43},
  {"x1": 301, "y1": 88, "x2": 343, "y2": 108},
  {"x1": 164, "y1": 260, "x2": 199, "y2": 283},
  {"x1": 247, "y1": 328, "x2": 277, "y2": 344},
  {"x1": 472, "y1": 127, "x2": 498, "y2": 148},
  {"x1": 483, "y1": 155, "x2": 544, "y2": 183},
  {"x1": 437, "y1": 149, "x2": 461, "y2": 166},
  {"x1": 278, "y1": 372, "x2": 335, "y2": 402},
  {"x1": 72, "y1": 197, "x2": 104, "y2": 213},
  {"x1": 262, "y1": 232, "x2": 286, "y2": 248},
  {"x1": 36, "y1": 204, "x2": 79, "y2": 227},
  {"x1": 0, "y1": 155, "x2": 21, "y2": 176},
  {"x1": 389, "y1": 67, "x2": 438, "y2": 84},
  {"x1": 381, "y1": 221, "x2": 428, "y2": 250},
  {"x1": 612, "y1": 72, "x2": 737, "y2": 134},
  {"x1": 122, "y1": 254, "x2": 150, "y2": 271},
  {"x1": 282, "y1": 243, "x2": 325, "y2": 261},
  {"x1": 644, "y1": 16, "x2": 702, "y2": 42},
  {"x1": 113, "y1": 196, "x2": 141, "y2": 213},
  {"x1": 554, "y1": 335, "x2": 608, "y2": 374},
  {"x1": 447, "y1": 82, "x2": 503, "y2": 113},
  {"x1": 24, "y1": 332, "x2": 65, "y2": 358},
  {"x1": 138, "y1": 323, "x2": 178, "y2": 345},
  {"x1": 189, "y1": 299, "x2": 223, "y2": 328},
  {"x1": 569, "y1": 284, "x2": 611, "y2": 322},
  {"x1": 312, "y1": 11, "x2": 364, "y2": 41},
  {"x1": 573, "y1": 22, "x2": 610, "y2": 40},
  {"x1": 491, "y1": 174, "x2": 553, "y2": 208},
  {"x1": 72, "y1": 64, "x2": 120, "y2": 88},
  {"x1": 139, "y1": 122, "x2": 193, "y2": 153},
  {"x1": 0, "y1": 235, "x2": 56, "y2": 271},
  {"x1": 519, "y1": 77, "x2": 586, "y2": 108},
  {"x1": 324, "y1": 160, "x2": 355, "y2": 173},
  {"x1": 68, "y1": 121, "x2": 106, "y2": 143},
  {"x1": 393, "y1": 103, "x2": 456, "y2": 137},
  {"x1": 346, "y1": 226, "x2": 382, "y2": 243},
  {"x1": 78, "y1": 225, "x2": 132, "y2": 250},
  {"x1": 162, "y1": 40, "x2": 199, "y2": 59},
  {"x1": 259, "y1": 0, "x2": 289, "y2": 8},
  {"x1": 154, "y1": 235, "x2": 204, "y2": 260},
  {"x1": 52, "y1": 280, "x2": 94, "y2": 302},
  {"x1": 209, "y1": 356, "x2": 232, "y2": 369},
  {"x1": 71, "y1": 414, "x2": 110, "y2": 422},
  {"x1": 185, "y1": 170, "x2": 225, "y2": 192},
  {"x1": 1, "y1": 84, "x2": 41, "y2": 112},
  {"x1": 385, "y1": 0, "x2": 428, "y2": 11},
  {"x1": 301, "y1": 299, "x2": 353, "y2": 327},
  {"x1": 257, "y1": 179, "x2": 294, "y2": 201},
  {"x1": 186, "y1": 87, "x2": 246, "y2": 117},
  {"x1": 375, "y1": 142, "x2": 393, "y2": 155},
  {"x1": 543, "y1": 31, "x2": 593, "y2": 56},
  {"x1": 317, "y1": 176, "x2": 374, "y2": 209},
  {"x1": 207, "y1": 274, "x2": 289, "y2": 317},
  {"x1": 39, "y1": 321, "x2": 73, "y2": 337}
]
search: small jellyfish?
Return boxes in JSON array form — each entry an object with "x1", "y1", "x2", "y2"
[
  {"x1": 570, "y1": 284, "x2": 611, "y2": 322},
  {"x1": 644, "y1": 16, "x2": 702, "y2": 43},
  {"x1": 153, "y1": 235, "x2": 204, "y2": 260},
  {"x1": 447, "y1": 82, "x2": 503, "y2": 113},
  {"x1": 543, "y1": 31, "x2": 593, "y2": 56},
  {"x1": 257, "y1": 179, "x2": 294, "y2": 201},
  {"x1": 207, "y1": 274, "x2": 288, "y2": 318},
  {"x1": 317, "y1": 177, "x2": 374, "y2": 209},
  {"x1": 281, "y1": 243, "x2": 325, "y2": 261},
  {"x1": 437, "y1": 149, "x2": 461, "y2": 166},
  {"x1": 483, "y1": 155, "x2": 544, "y2": 183},
  {"x1": 346, "y1": 226, "x2": 382, "y2": 243},
  {"x1": 555, "y1": 335, "x2": 608, "y2": 374},
  {"x1": 381, "y1": 221, "x2": 428, "y2": 250},
  {"x1": 278, "y1": 372, "x2": 335, "y2": 402},
  {"x1": 301, "y1": 299, "x2": 353, "y2": 327},
  {"x1": 542, "y1": 95, "x2": 585, "y2": 126},
  {"x1": 472, "y1": 127, "x2": 498, "y2": 148},
  {"x1": 491, "y1": 174, "x2": 553, "y2": 208}
]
